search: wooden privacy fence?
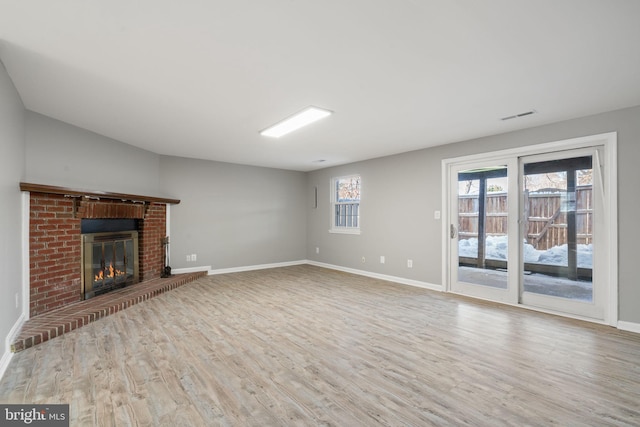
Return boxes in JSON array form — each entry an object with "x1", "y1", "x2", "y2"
[{"x1": 458, "y1": 186, "x2": 592, "y2": 250}]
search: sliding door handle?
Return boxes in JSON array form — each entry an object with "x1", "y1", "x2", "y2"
[{"x1": 450, "y1": 224, "x2": 458, "y2": 239}]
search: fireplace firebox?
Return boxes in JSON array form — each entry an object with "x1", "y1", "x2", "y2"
[{"x1": 82, "y1": 231, "x2": 139, "y2": 299}]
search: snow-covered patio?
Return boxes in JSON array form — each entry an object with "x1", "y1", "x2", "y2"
[{"x1": 458, "y1": 236, "x2": 593, "y2": 302}]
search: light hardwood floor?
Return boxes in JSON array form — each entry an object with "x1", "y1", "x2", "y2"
[{"x1": 1, "y1": 265, "x2": 639, "y2": 426}]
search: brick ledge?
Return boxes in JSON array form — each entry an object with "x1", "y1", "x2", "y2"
[{"x1": 11, "y1": 272, "x2": 207, "y2": 353}]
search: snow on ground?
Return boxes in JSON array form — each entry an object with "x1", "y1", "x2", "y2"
[{"x1": 458, "y1": 235, "x2": 593, "y2": 268}]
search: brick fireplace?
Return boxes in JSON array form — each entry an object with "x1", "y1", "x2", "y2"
[{"x1": 21, "y1": 183, "x2": 179, "y2": 318}]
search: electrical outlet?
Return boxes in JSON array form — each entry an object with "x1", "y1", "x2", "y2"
[
  {"x1": 186, "y1": 255, "x2": 191, "y2": 262},
  {"x1": 192, "y1": 254, "x2": 197, "y2": 262},
  {"x1": 434, "y1": 210, "x2": 441, "y2": 220},
  {"x1": 380, "y1": 255, "x2": 385, "y2": 264},
  {"x1": 316, "y1": 247, "x2": 320, "y2": 254},
  {"x1": 361, "y1": 256, "x2": 366, "y2": 263},
  {"x1": 407, "y1": 259, "x2": 413, "y2": 268}
]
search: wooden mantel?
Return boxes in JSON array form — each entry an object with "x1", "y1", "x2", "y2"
[{"x1": 20, "y1": 182, "x2": 180, "y2": 205}]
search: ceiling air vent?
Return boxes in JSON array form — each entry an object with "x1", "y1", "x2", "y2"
[{"x1": 500, "y1": 110, "x2": 537, "y2": 121}]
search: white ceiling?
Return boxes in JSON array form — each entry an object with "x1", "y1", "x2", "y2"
[{"x1": 1, "y1": 1, "x2": 639, "y2": 172}]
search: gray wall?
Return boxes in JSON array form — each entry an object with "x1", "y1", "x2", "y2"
[
  {"x1": 25, "y1": 112, "x2": 163, "y2": 197},
  {"x1": 0, "y1": 59, "x2": 26, "y2": 356},
  {"x1": 307, "y1": 105, "x2": 640, "y2": 324},
  {"x1": 307, "y1": 152, "x2": 441, "y2": 284},
  {"x1": 160, "y1": 156, "x2": 307, "y2": 270}
]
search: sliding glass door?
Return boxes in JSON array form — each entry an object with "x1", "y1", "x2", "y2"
[{"x1": 445, "y1": 136, "x2": 614, "y2": 323}]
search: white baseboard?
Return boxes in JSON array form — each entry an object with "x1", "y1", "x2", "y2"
[
  {"x1": 208, "y1": 260, "x2": 308, "y2": 276},
  {"x1": 175, "y1": 259, "x2": 442, "y2": 292},
  {"x1": 617, "y1": 321, "x2": 640, "y2": 334},
  {"x1": 0, "y1": 351, "x2": 13, "y2": 383},
  {"x1": 0, "y1": 313, "x2": 25, "y2": 381},
  {"x1": 306, "y1": 260, "x2": 443, "y2": 292}
]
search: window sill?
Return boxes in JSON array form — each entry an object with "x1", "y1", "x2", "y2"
[{"x1": 329, "y1": 228, "x2": 361, "y2": 235}]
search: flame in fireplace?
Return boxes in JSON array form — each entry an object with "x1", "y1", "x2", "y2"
[{"x1": 95, "y1": 263, "x2": 127, "y2": 282}]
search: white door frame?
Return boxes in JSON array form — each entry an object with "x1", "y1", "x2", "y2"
[{"x1": 441, "y1": 132, "x2": 618, "y2": 326}]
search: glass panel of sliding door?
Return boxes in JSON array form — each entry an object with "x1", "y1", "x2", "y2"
[
  {"x1": 457, "y1": 168, "x2": 509, "y2": 288},
  {"x1": 521, "y1": 156, "x2": 593, "y2": 302}
]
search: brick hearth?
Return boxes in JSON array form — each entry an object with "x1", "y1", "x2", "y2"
[{"x1": 11, "y1": 271, "x2": 207, "y2": 352}]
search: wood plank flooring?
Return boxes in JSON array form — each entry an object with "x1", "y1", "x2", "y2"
[{"x1": 1, "y1": 265, "x2": 639, "y2": 426}]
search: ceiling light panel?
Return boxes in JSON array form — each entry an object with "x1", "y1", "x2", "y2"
[{"x1": 261, "y1": 106, "x2": 332, "y2": 138}]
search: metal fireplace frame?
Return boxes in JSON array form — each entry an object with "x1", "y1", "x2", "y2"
[{"x1": 81, "y1": 231, "x2": 139, "y2": 300}]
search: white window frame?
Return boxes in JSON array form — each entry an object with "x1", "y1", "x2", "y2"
[{"x1": 330, "y1": 174, "x2": 361, "y2": 235}]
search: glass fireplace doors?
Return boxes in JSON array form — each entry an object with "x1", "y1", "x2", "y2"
[{"x1": 82, "y1": 231, "x2": 139, "y2": 299}]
